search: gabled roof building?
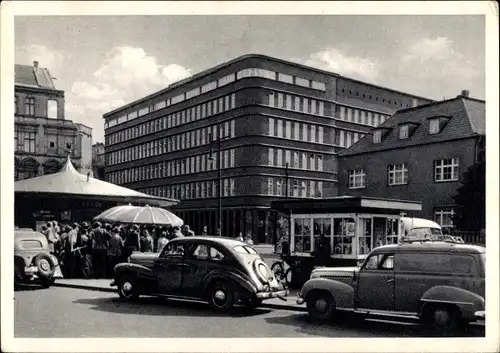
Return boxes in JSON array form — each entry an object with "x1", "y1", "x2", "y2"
[{"x1": 338, "y1": 90, "x2": 485, "y2": 229}]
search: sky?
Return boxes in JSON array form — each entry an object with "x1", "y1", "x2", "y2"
[{"x1": 14, "y1": 15, "x2": 485, "y2": 143}]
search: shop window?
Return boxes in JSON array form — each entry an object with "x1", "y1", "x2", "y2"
[
  {"x1": 313, "y1": 218, "x2": 332, "y2": 252},
  {"x1": 293, "y1": 217, "x2": 311, "y2": 253},
  {"x1": 333, "y1": 218, "x2": 355, "y2": 256}
]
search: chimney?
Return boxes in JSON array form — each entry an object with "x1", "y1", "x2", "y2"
[
  {"x1": 33, "y1": 61, "x2": 39, "y2": 68},
  {"x1": 461, "y1": 89, "x2": 470, "y2": 98}
]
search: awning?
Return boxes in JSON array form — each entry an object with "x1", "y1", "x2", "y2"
[{"x1": 15, "y1": 155, "x2": 178, "y2": 208}]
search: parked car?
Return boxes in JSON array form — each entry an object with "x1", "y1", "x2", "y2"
[
  {"x1": 110, "y1": 236, "x2": 288, "y2": 312},
  {"x1": 14, "y1": 228, "x2": 63, "y2": 287},
  {"x1": 296, "y1": 241, "x2": 485, "y2": 333}
]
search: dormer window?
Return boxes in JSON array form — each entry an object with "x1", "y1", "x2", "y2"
[
  {"x1": 428, "y1": 115, "x2": 451, "y2": 134},
  {"x1": 429, "y1": 118, "x2": 440, "y2": 134},
  {"x1": 399, "y1": 125, "x2": 409, "y2": 139},
  {"x1": 373, "y1": 130, "x2": 382, "y2": 143}
]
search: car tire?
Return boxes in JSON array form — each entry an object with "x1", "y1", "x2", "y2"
[
  {"x1": 208, "y1": 281, "x2": 234, "y2": 313},
  {"x1": 34, "y1": 254, "x2": 55, "y2": 280},
  {"x1": 423, "y1": 304, "x2": 460, "y2": 335},
  {"x1": 117, "y1": 275, "x2": 140, "y2": 301},
  {"x1": 307, "y1": 290, "x2": 336, "y2": 322}
]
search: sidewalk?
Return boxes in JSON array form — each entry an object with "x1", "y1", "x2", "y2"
[{"x1": 53, "y1": 278, "x2": 305, "y2": 312}]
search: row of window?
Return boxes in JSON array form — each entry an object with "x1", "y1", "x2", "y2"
[
  {"x1": 137, "y1": 178, "x2": 236, "y2": 200},
  {"x1": 105, "y1": 67, "x2": 327, "y2": 129},
  {"x1": 374, "y1": 117, "x2": 450, "y2": 144},
  {"x1": 106, "y1": 149, "x2": 236, "y2": 185},
  {"x1": 106, "y1": 94, "x2": 236, "y2": 146},
  {"x1": 15, "y1": 95, "x2": 59, "y2": 119},
  {"x1": 348, "y1": 158, "x2": 460, "y2": 188},
  {"x1": 339, "y1": 106, "x2": 389, "y2": 127},
  {"x1": 268, "y1": 117, "x2": 365, "y2": 149},
  {"x1": 266, "y1": 91, "x2": 391, "y2": 127},
  {"x1": 267, "y1": 177, "x2": 324, "y2": 198},
  {"x1": 268, "y1": 148, "x2": 324, "y2": 171},
  {"x1": 269, "y1": 117, "x2": 324, "y2": 143},
  {"x1": 106, "y1": 120, "x2": 235, "y2": 166}
]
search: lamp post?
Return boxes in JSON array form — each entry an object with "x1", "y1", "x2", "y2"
[{"x1": 208, "y1": 128, "x2": 230, "y2": 235}]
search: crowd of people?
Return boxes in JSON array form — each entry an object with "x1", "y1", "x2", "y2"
[
  {"x1": 40, "y1": 220, "x2": 197, "y2": 279},
  {"x1": 39, "y1": 221, "x2": 256, "y2": 279}
]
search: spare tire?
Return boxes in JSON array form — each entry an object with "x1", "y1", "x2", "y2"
[
  {"x1": 253, "y1": 259, "x2": 273, "y2": 284},
  {"x1": 34, "y1": 254, "x2": 55, "y2": 279}
]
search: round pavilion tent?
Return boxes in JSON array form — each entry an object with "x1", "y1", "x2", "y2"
[{"x1": 15, "y1": 155, "x2": 178, "y2": 228}]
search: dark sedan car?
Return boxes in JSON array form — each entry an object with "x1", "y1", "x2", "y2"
[{"x1": 110, "y1": 236, "x2": 288, "y2": 312}]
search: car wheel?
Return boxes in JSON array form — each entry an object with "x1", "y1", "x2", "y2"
[
  {"x1": 117, "y1": 276, "x2": 140, "y2": 301},
  {"x1": 307, "y1": 290, "x2": 335, "y2": 322},
  {"x1": 428, "y1": 305, "x2": 459, "y2": 335},
  {"x1": 34, "y1": 254, "x2": 55, "y2": 280},
  {"x1": 208, "y1": 281, "x2": 234, "y2": 312}
]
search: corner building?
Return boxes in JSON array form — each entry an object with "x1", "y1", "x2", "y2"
[{"x1": 103, "y1": 54, "x2": 432, "y2": 244}]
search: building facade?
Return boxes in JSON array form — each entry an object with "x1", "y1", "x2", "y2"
[
  {"x1": 338, "y1": 91, "x2": 485, "y2": 230},
  {"x1": 103, "y1": 54, "x2": 433, "y2": 243},
  {"x1": 14, "y1": 61, "x2": 92, "y2": 180},
  {"x1": 92, "y1": 142, "x2": 106, "y2": 180}
]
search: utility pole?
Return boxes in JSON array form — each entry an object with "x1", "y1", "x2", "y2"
[{"x1": 208, "y1": 127, "x2": 229, "y2": 236}]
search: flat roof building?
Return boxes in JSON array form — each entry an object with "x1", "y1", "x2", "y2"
[{"x1": 102, "y1": 54, "x2": 433, "y2": 244}]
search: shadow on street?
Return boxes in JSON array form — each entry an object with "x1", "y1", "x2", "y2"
[
  {"x1": 14, "y1": 283, "x2": 50, "y2": 292},
  {"x1": 73, "y1": 295, "x2": 273, "y2": 318},
  {"x1": 264, "y1": 312, "x2": 485, "y2": 338}
]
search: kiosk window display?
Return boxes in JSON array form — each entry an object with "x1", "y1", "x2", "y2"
[{"x1": 290, "y1": 213, "x2": 405, "y2": 260}]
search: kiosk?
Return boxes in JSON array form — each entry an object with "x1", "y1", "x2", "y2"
[{"x1": 271, "y1": 196, "x2": 422, "y2": 287}]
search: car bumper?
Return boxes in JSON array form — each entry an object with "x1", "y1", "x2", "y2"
[
  {"x1": 474, "y1": 310, "x2": 485, "y2": 319},
  {"x1": 256, "y1": 289, "x2": 288, "y2": 299},
  {"x1": 24, "y1": 265, "x2": 64, "y2": 279}
]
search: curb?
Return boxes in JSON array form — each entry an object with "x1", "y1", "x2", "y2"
[{"x1": 52, "y1": 282, "x2": 307, "y2": 312}]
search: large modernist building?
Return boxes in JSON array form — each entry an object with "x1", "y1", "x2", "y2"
[
  {"x1": 14, "y1": 61, "x2": 92, "y2": 180},
  {"x1": 103, "y1": 54, "x2": 433, "y2": 243},
  {"x1": 338, "y1": 91, "x2": 485, "y2": 230}
]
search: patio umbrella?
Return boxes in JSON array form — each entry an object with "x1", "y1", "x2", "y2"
[{"x1": 93, "y1": 204, "x2": 184, "y2": 227}]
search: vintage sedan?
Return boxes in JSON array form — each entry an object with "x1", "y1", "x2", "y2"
[
  {"x1": 14, "y1": 228, "x2": 63, "y2": 287},
  {"x1": 110, "y1": 236, "x2": 288, "y2": 312},
  {"x1": 297, "y1": 242, "x2": 485, "y2": 333}
]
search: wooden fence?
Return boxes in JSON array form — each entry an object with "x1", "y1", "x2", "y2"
[{"x1": 452, "y1": 230, "x2": 485, "y2": 246}]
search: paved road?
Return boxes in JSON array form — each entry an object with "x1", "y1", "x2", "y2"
[{"x1": 14, "y1": 285, "x2": 484, "y2": 338}]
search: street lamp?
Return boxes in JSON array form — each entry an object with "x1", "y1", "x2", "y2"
[{"x1": 208, "y1": 128, "x2": 230, "y2": 235}]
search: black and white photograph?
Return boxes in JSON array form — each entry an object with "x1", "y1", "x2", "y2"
[{"x1": 1, "y1": 1, "x2": 499, "y2": 352}]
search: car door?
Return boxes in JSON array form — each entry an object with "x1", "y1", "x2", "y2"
[
  {"x1": 355, "y1": 252, "x2": 395, "y2": 312},
  {"x1": 181, "y1": 242, "x2": 210, "y2": 297},
  {"x1": 153, "y1": 241, "x2": 185, "y2": 295}
]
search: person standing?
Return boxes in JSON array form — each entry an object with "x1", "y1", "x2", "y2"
[
  {"x1": 107, "y1": 227, "x2": 123, "y2": 277},
  {"x1": 157, "y1": 231, "x2": 169, "y2": 254},
  {"x1": 236, "y1": 232, "x2": 244, "y2": 242},
  {"x1": 202, "y1": 226, "x2": 208, "y2": 236},
  {"x1": 91, "y1": 222, "x2": 109, "y2": 279},
  {"x1": 140, "y1": 229, "x2": 154, "y2": 253},
  {"x1": 123, "y1": 225, "x2": 141, "y2": 262},
  {"x1": 245, "y1": 234, "x2": 254, "y2": 245},
  {"x1": 313, "y1": 233, "x2": 331, "y2": 268}
]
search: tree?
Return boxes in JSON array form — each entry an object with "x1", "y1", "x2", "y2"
[{"x1": 452, "y1": 150, "x2": 486, "y2": 231}]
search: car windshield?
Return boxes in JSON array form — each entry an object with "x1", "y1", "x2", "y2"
[
  {"x1": 407, "y1": 227, "x2": 442, "y2": 240},
  {"x1": 233, "y1": 245, "x2": 258, "y2": 255}
]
